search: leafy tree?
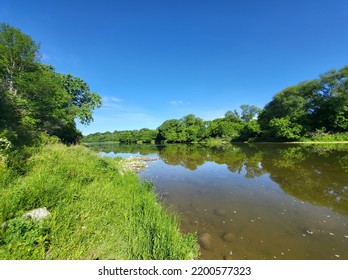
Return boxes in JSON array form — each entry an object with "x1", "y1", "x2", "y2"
[
  {"x1": 157, "y1": 119, "x2": 186, "y2": 143},
  {"x1": 259, "y1": 67, "x2": 348, "y2": 140},
  {"x1": 60, "y1": 74, "x2": 101, "y2": 125},
  {"x1": 0, "y1": 23, "x2": 40, "y2": 95},
  {"x1": 268, "y1": 117, "x2": 303, "y2": 141},
  {"x1": 309, "y1": 67, "x2": 348, "y2": 132},
  {"x1": 207, "y1": 117, "x2": 243, "y2": 140},
  {"x1": 240, "y1": 104, "x2": 261, "y2": 123},
  {"x1": 0, "y1": 24, "x2": 101, "y2": 145},
  {"x1": 224, "y1": 110, "x2": 241, "y2": 122},
  {"x1": 181, "y1": 114, "x2": 205, "y2": 142},
  {"x1": 238, "y1": 120, "x2": 261, "y2": 141}
]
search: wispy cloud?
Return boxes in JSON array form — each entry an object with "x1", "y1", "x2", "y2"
[
  {"x1": 110, "y1": 97, "x2": 123, "y2": 103},
  {"x1": 102, "y1": 96, "x2": 123, "y2": 109},
  {"x1": 95, "y1": 97, "x2": 162, "y2": 130},
  {"x1": 170, "y1": 100, "x2": 183, "y2": 105}
]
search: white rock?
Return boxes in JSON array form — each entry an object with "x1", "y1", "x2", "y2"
[{"x1": 23, "y1": 207, "x2": 50, "y2": 221}]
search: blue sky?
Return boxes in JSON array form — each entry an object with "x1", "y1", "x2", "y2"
[{"x1": 1, "y1": 0, "x2": 348, "y2": 135}]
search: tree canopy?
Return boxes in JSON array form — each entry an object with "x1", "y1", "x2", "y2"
[
  {"x1": 259, "y1": 66, "x2": 348, "y2": 140},
  {"x1": 0, "y1": 23, "x2": 101, "y2": 146}
]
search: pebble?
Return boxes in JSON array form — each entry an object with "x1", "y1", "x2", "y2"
[
  {"x1": 222, "y1": 232, "x2": 235, "y2": 242},
  {"x1": 214, "y1": 209, "x2": 226, "y2": 216},
  {"x1": 199, "y1": 233, "x2": 212, "y2": 250}
]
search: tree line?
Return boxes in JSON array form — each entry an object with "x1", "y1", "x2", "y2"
[
  {"x1": 84, "y1": 66, "x2": 348, "y2": 144},
  {"x1": 1, "y1": 23, "x2": 347, "y2": 148},
  {"x1": 0, "y1": 23, "x2": 101, "y2": 150}
]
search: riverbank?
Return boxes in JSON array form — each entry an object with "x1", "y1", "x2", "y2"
[{"x1": 0, "y1": 144, "x2": 199, "y2": 260}]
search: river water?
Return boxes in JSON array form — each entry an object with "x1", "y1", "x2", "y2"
[{"x1": 92, "y1": 143, "x2": 348, "y2": 260}]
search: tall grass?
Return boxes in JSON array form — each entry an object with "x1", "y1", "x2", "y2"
[
  {"x1": 0, "y1": 144, "x2": 199, "y2": 259},
  {"x1": 300, "y1": 132, "x2": 348, "y2": 142}
]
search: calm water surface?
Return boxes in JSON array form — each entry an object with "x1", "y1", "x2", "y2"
[{"x1": 93, "y1": 143, "x2": 348, "y2": 260}]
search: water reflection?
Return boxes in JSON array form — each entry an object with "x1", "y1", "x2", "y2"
[
  {"x1": 90, "y1": 143, "x2": 348, "y2": 259},
  {"x1": 89, "y1": 143, "x2": 348, "y2": 216}
]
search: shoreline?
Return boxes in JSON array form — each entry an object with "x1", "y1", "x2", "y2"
[{"x1": 284, "y1": 141, "x2": 348, "y2": 144}]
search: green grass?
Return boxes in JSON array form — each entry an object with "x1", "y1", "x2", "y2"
[
  {"x1": 300, "y1": 132, "x2": 348, "y2": 142},
  {"x1": 0, "y1": 144, "x2": 199, "y2": 260},
  {"x1": 201, "y1": 138, "x2": 230, "y2": 147}
]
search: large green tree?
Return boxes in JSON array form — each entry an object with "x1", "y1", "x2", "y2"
[
  {"x1": 157, "y1": 119, "x2": 187, "y2": 143},
  {"x1": 0, "y1": 23, "x2": 101, "y2": 145},
  {"x1": 259, "y1": 66, "x2": 348, "y2": 140}
]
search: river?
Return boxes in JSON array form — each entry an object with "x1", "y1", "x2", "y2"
[{"x1": 90, "y1": 142, "x2": 348, "y2": 260}]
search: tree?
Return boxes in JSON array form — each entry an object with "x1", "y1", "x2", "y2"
[
  {"x1": 309, "y1": 67, "x2": 348, "y2": 132},
  {"x1": 60, "y1": 74, "x2": 101, "y2": 125},
  {"x1": 0, "y1": 23, "x2": 40, "y2": 95},
  {"x1": 157, "y1": 119, "x2": 186, "y2": 143},
  {"x1": 259, "y1": 66, "x2": 348, "y2": 140},
  {"x1": 207, "y1": 118, "x2": 243, "y2": 140},
  {"x1": 0, "y1": 24, "x2": 101, "y2": 145},
  {"x1": 238, "y1": 120, "x2": 261, "y2": 141},
  {"x1": 224, "y1": 110, "x2": 240, "y2": 122},
  {"x1": 240, "y1": 104, "x2": 261, "y2": 123},
  {"x1": 268, "y1": 117, "x2": 303, "y2": 141},
  {"x1": 181, "y1": 114, "x2": 205, "y2": 142}
]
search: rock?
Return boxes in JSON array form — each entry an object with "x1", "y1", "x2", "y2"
[
  {"x1": 161, "y1": 191, "x2": 169, "y2": 197},
  {"x1": 121, "y1": 156, "x2": 158, "y2": 172},
  {"x1": 1, "y1": 207, "x2": 51, "y2": 229},
  {"x1": 214, "y1": 209, "x2": 226, "y2": 216},
  {"x1": 23, "y1": 207, "x2": 50, "y2": 221},
  {"x1": 222, "y1": 232, "x2": 235, "y2": 242},
  {"x1": 199, "y1": 233, "x2": 212, "y2": 250},
  {"x1": 160, "y1": 192, "x2": 169, "y2": 200}
]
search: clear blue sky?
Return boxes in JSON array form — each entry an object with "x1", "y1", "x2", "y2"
[{"x1": 1, "y1": 0, "x2": 348, "y2": 135}]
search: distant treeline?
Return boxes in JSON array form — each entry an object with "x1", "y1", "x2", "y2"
[{"x1": 84, "y1": 66, "x2": 348, "y2": 143}]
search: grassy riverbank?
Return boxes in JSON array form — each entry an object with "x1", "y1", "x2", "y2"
[{"x1": 0, "y1": 144, "x2": 199, "y2": 260}]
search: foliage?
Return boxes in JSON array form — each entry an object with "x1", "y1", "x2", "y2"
[
  {"x1": 0, "y1": 217, "x2": 50, "y2": 259},
  {"x1": 0, "y1": 23, "x2": 101, "y2": 146},
  {"x1": 259, "y1": 66, "x2": 348, "y2": 141},
  {"x1": 300, "y1": 132, "x2": 348, "y2": 142},
  {"x1": 0, "y1": 144, "x2": 199, "y2": 259},
  {"x1": 239, "y1": 104, "x2": 261, "y2": 123},
  {"x1": 238, "y1": 120, "x2": 261, "y2": 141},
  {"x1": 268, "y1": 117, "x2": 303, "y2": 141}
]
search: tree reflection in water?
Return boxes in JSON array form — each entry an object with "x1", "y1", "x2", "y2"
[{"x1": 88, "y1": 142, "x2": 348, "y2": 216}]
